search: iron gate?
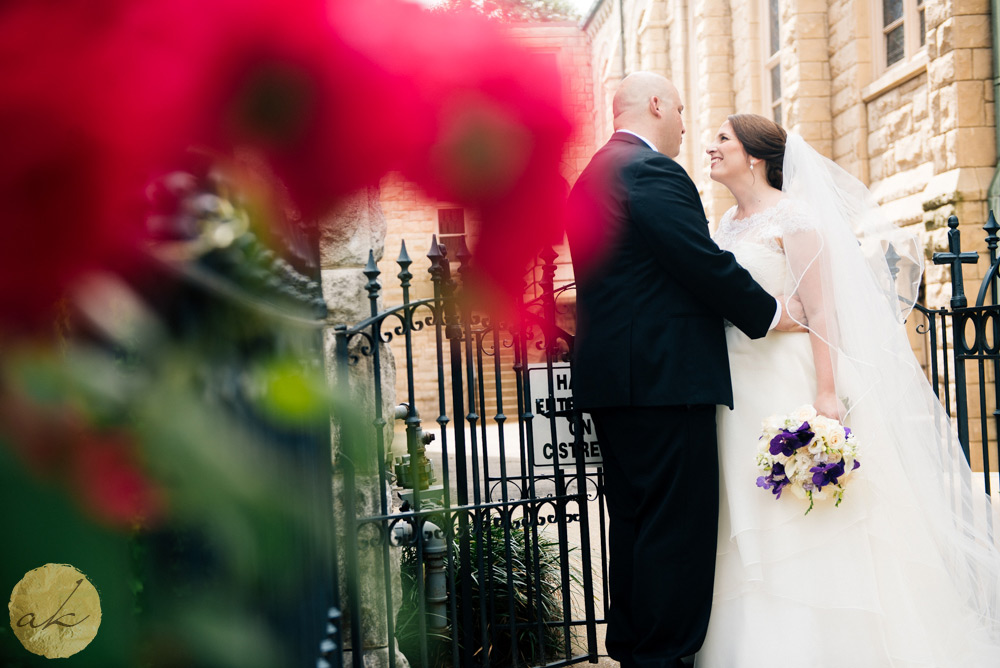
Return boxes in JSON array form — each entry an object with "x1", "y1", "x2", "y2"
[
  {"x1": 330, "y1": 238, "x2": 607, "y2": 668},
  {"x1": 323, "y1": 211, "x2": 1000, "y2": 667},
  {"x1": 911, "y1": 213, "x2": 1000, "y2": 495}
]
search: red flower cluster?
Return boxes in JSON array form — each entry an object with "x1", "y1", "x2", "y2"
[
  {"x1": 335, "y1": 1, "x2": 572, "y2": 295},
  {"x1": 0, "y1": 390, "x2": 164, "y2": 528},
  {"x1": 0, "y1": 0, "x2": 573, "y2": 330}
]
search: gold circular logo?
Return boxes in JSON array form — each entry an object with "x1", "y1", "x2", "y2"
[{"x1": 8, "y1": 564, "x2": 102, "y2": 659}]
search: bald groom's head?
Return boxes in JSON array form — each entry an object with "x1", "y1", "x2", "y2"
[{"x1": 612, "y1": 72, "x2": 685, "y2": 158}]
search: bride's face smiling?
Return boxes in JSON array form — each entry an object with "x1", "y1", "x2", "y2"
[{"x1": 706, "y1": 121, "x2": 751, "y2": 185}]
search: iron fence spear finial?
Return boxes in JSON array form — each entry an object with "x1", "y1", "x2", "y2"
[
  {"x1": 363, "y1": 249, "x2": 381, "y2": 304},
  {"x1": 397, "y1": 241, "x2": 413, "y2": 289},
  {"x1": 985, "y1": 210, "x2": 999, "y2": 263},
  {"x1": 454, "y1": 235, "x2": 472, "y2": 288}
]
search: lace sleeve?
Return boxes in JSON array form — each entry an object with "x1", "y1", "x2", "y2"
[
  {"x1": 776, "y1": 198, "x2": 820, "y2": 236},
  {"x1": 712, "y1": 206, "x2": 738, "y2": 246}
]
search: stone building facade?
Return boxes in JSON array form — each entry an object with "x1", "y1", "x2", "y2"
[
  {"x1": 585, "y1": 0, "x2": 995, "y2": 249},
  {"x1": 583, "y1": 0, "x2": 999, "y2": 467},
  {"x1": 373, "y1": 1, "x2": 998, "y2": 469}
]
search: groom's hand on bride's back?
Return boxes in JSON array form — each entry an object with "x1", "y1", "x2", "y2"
[{"x1": 775, "y1": 295, "x2": 808, "y2": 332}]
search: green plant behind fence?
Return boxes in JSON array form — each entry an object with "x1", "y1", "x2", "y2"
[{"x1": 397, "y1": 520, "x2": 573, "y2": 668}]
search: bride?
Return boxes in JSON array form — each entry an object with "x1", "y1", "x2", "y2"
[{"x1": 695, "y1": 114, "x2": 1000, "y2": 667}]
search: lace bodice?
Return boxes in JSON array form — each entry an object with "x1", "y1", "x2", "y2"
[{"x1": 713, "y1": 198, "x2": 816, "y2": 296}]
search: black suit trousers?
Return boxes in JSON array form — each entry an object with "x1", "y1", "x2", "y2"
[{"x1": 590, "y1": 405, "x2": 720, "y2": 668}]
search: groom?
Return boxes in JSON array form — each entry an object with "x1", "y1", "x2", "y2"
[{"x1": 566, "y1": 72, "x2": 804, "y2": 667}]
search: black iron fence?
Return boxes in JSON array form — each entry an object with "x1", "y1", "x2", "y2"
[
  {"x1": 325, "y1": 212, "x2": 1000, "y2": 668},
  {"x1": 330, "y1": 239, "x2": 606, "y2": 668},
  {"x1": 912, "y1": 213, "x2": 1000, "y2": 493}
]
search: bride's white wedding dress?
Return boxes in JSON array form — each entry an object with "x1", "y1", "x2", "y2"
[{"x1": 695, "y1": 198, "x2": 1000, "y2": 667}]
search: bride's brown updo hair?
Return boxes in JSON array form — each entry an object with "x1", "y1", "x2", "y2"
[{"x1": 727, "y1": 113, "x2": 787, "y2": 190}]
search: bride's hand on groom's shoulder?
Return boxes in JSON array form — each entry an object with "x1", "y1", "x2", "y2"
[{"x1": 775, "y1": 295, "x2": 808, "y2": 332}]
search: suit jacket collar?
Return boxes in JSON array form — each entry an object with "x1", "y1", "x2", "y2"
[{"x1": 611, "y1": 129, "x2": 657, "y2": 152}]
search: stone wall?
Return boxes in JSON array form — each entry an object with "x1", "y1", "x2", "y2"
[
  {"x1": 320, "y1": 188, "x2": 407, "y2": 667},
  {"x1": 584, "y1": 0, "x2": 998, "y2": 469}
]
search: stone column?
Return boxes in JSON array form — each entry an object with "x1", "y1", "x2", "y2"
[
  {"x1": 781, "y1": 0, "x2": 833, "y2": 157},
  {"x1": 584, "y1": 0, "x2": 620, "y2": 146},
  {"x1": 320, "y1": 186, "x2": 407, "y2": 668},
  {"x1": 729, "y1": 0, "x2": 764, "y2": 116},
  {"x1": 828, "y1": 0, "x2": 872, "y2": 181},
  {"x1": 694, "y1": 0, "x2": 738, "y2": 222},
  {"x1": 668, "y1": 0, "x2": 700, "y2": 177},
  {"x1": 636, "y1": 0, "x2": 670, "y2": 74},
  {"x1": 920, "y1": 0, "x2": 994, "y2": 307}
]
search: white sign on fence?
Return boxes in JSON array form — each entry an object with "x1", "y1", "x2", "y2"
[{"x1": 526, "y1": 363, "x2": 602, "y2": 469}]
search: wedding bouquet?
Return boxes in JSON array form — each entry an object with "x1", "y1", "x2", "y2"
[{"x1": 755, "y1": 405, "x2": 861, "y2": 514}]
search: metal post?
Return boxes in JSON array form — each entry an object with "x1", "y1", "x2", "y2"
[
  {"x1": 453, "y1": 238, "x2": 492, "y2": 664},
  {"x1": 362, "y1": 251, "x2": 397, "y2": 668},
  {"x1": 538, "y1": 247, "x2": 573, "y2": 660},
  {"x1": 333, "y1": 325, "x2": 364, "y2": 668},
  {"x1": 439, "y1": 242, "x2": 476, "y2": 665},
  {"x1": 428, "y1": 237, "x2": 461, "y2": 668},
  {"x1": 985, "y1": 212, "x2": 1000, "y2": 494},
  {"x1": 932, "y1": 215, "x2": 979, "y2": 461}
]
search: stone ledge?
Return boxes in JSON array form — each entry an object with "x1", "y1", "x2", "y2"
[
  {"x1": 921, "y1": 166, "x2": 996, "y2": 209},
  {"x1": 872, "y1": 161, "x2": 935, "y2": 204},
  {"x1": 862, "y1": 50, "x2": 929, "y2": 103}
]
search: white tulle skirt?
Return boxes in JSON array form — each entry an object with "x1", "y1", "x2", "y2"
[{"x1": 695, "y1": 328, "x2": 1000, "y2": 668}]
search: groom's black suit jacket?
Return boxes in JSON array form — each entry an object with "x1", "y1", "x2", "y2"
[{"x1": 567, "y1": 132, "x2": 777, "y2": 410}]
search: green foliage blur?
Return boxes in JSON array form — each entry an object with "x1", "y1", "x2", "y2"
[{"x1": 0, "y1": 180, "x2": 340, "y2": 667}]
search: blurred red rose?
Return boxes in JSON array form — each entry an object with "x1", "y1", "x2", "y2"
[
  {"x1": 72, "y1": 431, "x2": 166, "y2": 528},
  {"x1": 0, "y1": 0, "x2": 575, "y2": 331},
  {"x1": 0, "y1": 390, "x2": 164, "y2": 528},
  {"x1": 189, "y1": 0, "x2": 416, "y2": 221},
  {"x1": 0, "y1": 1, "x2": 155, "y2": 330},
  {"x1": 333, "y1": 1, "x2": 573, "y2": 296},
  {"x1": 0, "y1": 0, "x2": 414, "y2": 331},
  {"x1": 0, "y1": 0, "x2": 229, "y2": 331}
]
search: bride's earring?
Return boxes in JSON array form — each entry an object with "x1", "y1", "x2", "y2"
[{"x1": 749, "y1": 160, "x2": 756, "y2": 172}]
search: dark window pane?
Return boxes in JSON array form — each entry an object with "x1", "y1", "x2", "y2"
[
  {"x1": 773, "y1": 103, "x2": 782, "y2": 126},
  {"x1": 920, "y1": 10, "x2": 926, "y2": 45},
  {"x1": 886, "y1": 25, "x2": 904, "y2": 66},
  {"x1": 769, "y1": 0, "x2": 780, "y2": 55},
  {"x1": 439, "y1": 234, "x2": 466, "y2": 256},
  {"x1": 883, "y1": 0, "x2": 902, "y2": 26},
  {"x1": 438, "y1": 208, "x2": 465, "y2": 235},
  {"x1": 771, "y1": 65, "x2": 782, "y2": 102}
]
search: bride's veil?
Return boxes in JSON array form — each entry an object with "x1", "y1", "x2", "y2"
[{"x1": 780, "y1": 133, "x2": 1000, "y2": 642}]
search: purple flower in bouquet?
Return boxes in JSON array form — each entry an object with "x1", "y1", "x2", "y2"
[
  {"x1": 756, "y1": 461, "x2": 789, "y2": 498},
  {"x1": 757, "y1": 406, "x2": 862, "y2": 514},
  {"x1": 769, "y1": 422, "x2": 814, "y2": 457},
  {"x1": 810, "y1": 458, "x2": 862, "y2": 489},
  {"x1": 810, "y1": 461, "x2": 845, "y2": 489}
]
